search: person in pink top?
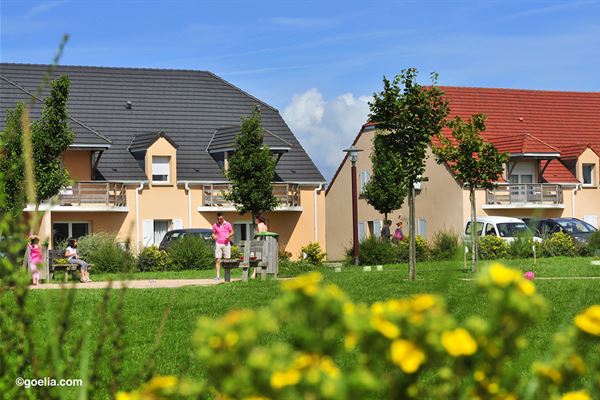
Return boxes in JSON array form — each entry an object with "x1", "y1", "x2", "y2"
[
  {"x1": 28, "y1": 235, "x2": 43, "y2": 286},
  {"x1": 211, "y1": 212, "x2": 234, "y2": 281}
]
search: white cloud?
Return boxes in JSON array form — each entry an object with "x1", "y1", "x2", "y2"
[
  {"x1": 282, "y1": 88, "x2": 370, "y2": 181},
  {"x1": 25, "y1": 0, "x2": 66, "y2": 18}
]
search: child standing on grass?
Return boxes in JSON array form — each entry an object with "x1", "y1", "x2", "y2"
[{"x1": 28, "y1": 235, "x2": 42, "y2": 286}]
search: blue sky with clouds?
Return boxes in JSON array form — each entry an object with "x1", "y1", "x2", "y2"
[{"x1": 2, "y1": 0, "x2": 599, "y2": 180}]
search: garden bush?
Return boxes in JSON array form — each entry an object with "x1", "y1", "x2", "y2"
[
  {"x1": 121, "y1": 265, "x2": 600, "y2": 400},
  {"x1": 300, "y1": 242, "x2": 326, "y2": 266},
  {"x1": 167, "y1": 236, "x2": 214, "y2": 270},
  {"x1": 278, "y1": 259, "x2": 316, "y2": 277},
  {"x1": 76, "y1": 232, "x2": 135, "y2": 273},
  {"x1": 348, "y1": 236, "x2": 397, "y2": 265},
  {"x1": 539, "y1": 231, "x2": 576, "y2": 258},
  {"x1": 478, "y1": 235, "x2": 509, "y2": 259},
  {"x1": 431, "y1": 230, "x2": 459, "y2": 260},
  {"x1": 396, "y1": 236, "x2": 430, "y2": 262},
  {"x1": 136, "y1": 246, "x2": 170, "y2": 272},
  {"x1": 508, "y1": 236, "x2": 535, "y2": 259},
  {"x1": 587, "y1": 230, "x2": 600, "y2": 256}
]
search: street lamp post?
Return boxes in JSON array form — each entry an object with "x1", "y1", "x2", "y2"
[{"x1": 343, "y1": 145, "x2": 363, "y2": 266}]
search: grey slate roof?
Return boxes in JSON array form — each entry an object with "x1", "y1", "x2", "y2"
[
  {"x1": 0, "y1": 63, "x2": 325, "y2": 183},
  {"x1": 207, "y1": 126, "x2": 292, "y2": 153},
  {"x1": 128, "y1": 132, "x2": 179, "y2": 152}
]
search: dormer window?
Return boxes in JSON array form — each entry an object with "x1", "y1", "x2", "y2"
[
  {"x1": 582, "y1": 164, "x2": 595, "y2": 186},
  {"x1": 152, "y1": 156, "x2": 170, "y2": 183}
]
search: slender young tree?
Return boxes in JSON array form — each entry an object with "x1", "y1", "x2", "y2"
[
  {"x1": 362, "y1": 134, "x2": 406, "y2": 223},
  {"x1": 0, "y1": 76, "x2": 74, "y2": 214},
  {"x1": 369, "y1": 68, "x2": 449, "y2": 280},
  {"x1": 225, "y1": 106, "x2": 279, "y2": 217},
  {"x1": 432, "y1": 114, "x2": 509, "y2": 272}
]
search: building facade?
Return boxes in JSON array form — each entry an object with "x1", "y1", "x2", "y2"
[
  {"x1": 1, "y1": 64, "x2": 326, "y2": 257},
  {"x1": 326, "y1": 87, "x2": 600, "y2": 260}
]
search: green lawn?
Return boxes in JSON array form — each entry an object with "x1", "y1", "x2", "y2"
[{"x1": 10, "y1": 256, "x2": 600, "y2": 397}]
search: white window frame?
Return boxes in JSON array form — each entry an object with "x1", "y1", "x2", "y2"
[
  {"x1": 153, "y1": 219, "x2": 172, "y2": 245},
  {"x1": 152, "y1": 156, "x2": 171, "y2": 184},
  {"x1": 582, "y1": 164, "x2": 596, "y2": 186},
  {"x1": 359, "y1": 171, "x2": 370, "y2": 193},
  {"x1": 233, "y1": 221, "x2": 253, "y2": 245}
]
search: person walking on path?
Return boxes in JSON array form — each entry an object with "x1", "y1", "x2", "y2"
[
  {"x1": 211, "y1": 212, "x2": 234, "y2": 281},
  {"x1": 394, "y1": 221, "x2": 405, "y2": 241},
  {"x1": 381, "y1": 220, "x2": 392, "y2": 240},
  {"x1": 28, "y1": 235, "x2": 43, "y2": 285},
  {"x1": 65, "y1": 238, "x2": 91, "y2": 283}
]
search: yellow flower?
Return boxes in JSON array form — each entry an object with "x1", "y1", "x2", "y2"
[
  {"x1": 561, "y1": 390, "x2": 591, "y2": 400},
  {"x1": 208, "y1": 336, "x2": 222, "y2": 349},
  {"x1": 293, "y1": 353, "x2": 314, "y2": 369},
  {"x1": 534, "y1": 363, "x2": 562, "y2": 384},
  {"x1": 343, "y1": 302, "x2": 356, "y2": 316},
  {"x1": 372, "y1": 317, "x2": 401, "y2": 339},
  {"x1": 474, "y1": 370, "x2": 485, "y2": 382},
  {"x1": 281, "y1": 272, "x2": 322, "y2": 291},
  {"x1": 319, "y1": 358, "x2": 341, "y2": 378},
  {"x1": 390, "y1": 340, "x2": 426, "y2": 374},
  {"x1": 487, "y1": 382, "x2": 499, "y2": 394},
  {"x1": 518, "y1": 279, "x2": 536, "y2": 296},
  {"x1": 569, "y1": 355, "x2": 586, "y2": 374},
  {"x1": 142, "y1": 375, "x2": 178, "y2": 394},
  {"x1": 371, "y1": 302, "x2": 385, "y2": 316},
  {"x1": 116, "y1": 393, "x2": 135, "y2": 400},
  {"x1": 271, "y1": 369, "x2": 301, "y2": 389},
  {"x1": 489, "y1": 264, "x2": 520, "y2": 287},
  {"x1": 574, "y1": 305, "x2": 600, "y2": 336},
  {"x1": 225, "y1": 332, "x2": 239, "y2": 347},
  {"x1": 244, "y1": 397, "x2": 271, "y2": 400},
  {"x1": 410, "y1": 294, "x2": 437, "y2": 312},
  {"x1": 441, "y1": 328, "x2": 478, "y2": 357},
  {"x1": 344, "y1": 333, "x2": 357, "y2": 350}
]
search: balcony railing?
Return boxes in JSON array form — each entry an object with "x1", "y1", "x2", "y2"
[
  {"x1": 58, "y1": 181, "x2": 127, "y2": 207},
  {"x1": 201, "y1": 183, "x2": 301, "y2": 208},
  {"x1": 485, "y1": 184, "x2": 563, "y2": 207}
]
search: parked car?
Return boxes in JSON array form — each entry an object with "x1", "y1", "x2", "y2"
[
  {"x1": 158, "y1": 228, "x2": 213, "y2": 250},
  {"x1": 522, "y1": 218, "x2": 598, "y2": 243},
  {"x1": 464, "y1": 216, "x2": 541, "y2": 243}
]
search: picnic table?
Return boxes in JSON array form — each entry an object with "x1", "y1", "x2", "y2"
[
  {"x1": 47, "y1": 249, "x2": 93, "y2": 282},
  {"x1": 220, "y1": 236, "x2": 279, "y2": 282}
]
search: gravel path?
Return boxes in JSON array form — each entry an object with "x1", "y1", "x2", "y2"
[{"x1": 29, "y1": 278, "x2": 239, "y2": 290}]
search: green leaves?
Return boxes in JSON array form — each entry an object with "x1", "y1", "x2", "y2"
[{"x1": 225, "y1": 106, "x2": 279, "y2": 216}]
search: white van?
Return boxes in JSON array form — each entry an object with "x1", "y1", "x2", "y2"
[{"x1": 463, "y1": 216, "x2": 541, "y2": 243}]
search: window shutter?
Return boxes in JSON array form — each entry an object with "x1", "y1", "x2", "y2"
[
  {"x1": 142, "y1": 219, "x2": 154, "y2": 247},
  {"x1": 373, "y1": 220, "x2": 382, "y2": 238},
  {"x1": 152, "y1": 156, "x2": 170, "y2": 182},
  {"x1": 173, "y1": 219, "x2": 183, "y2": 230},
  {"x1": 358, "y1": 222, "x2": 366, "y2": 242}
]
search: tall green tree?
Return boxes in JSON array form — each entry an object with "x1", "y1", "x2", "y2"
[
  {"x1": 0, "y1": 76, "x2": 75, "y2": 214},
  {"x1": 432, "y1": 114, "x2": 509, "y2": 272},
  {"x1": 225, "y1": 106, "x2": 278, "y2": 216},
  {"x1": 369, "y1": 68, "x2": 449, "y2": 280},
  {"x1": 362, "y1": 134, "x2": 406, "y2": 222}
]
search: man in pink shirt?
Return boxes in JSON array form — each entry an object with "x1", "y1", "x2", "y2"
[{"x1": 211, "y1": 212, "x2": 234, "y2": 281}]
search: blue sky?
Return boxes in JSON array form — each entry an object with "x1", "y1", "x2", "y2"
[{"x1": 2, "y1": 0, "x2": 600, "y2": 180}]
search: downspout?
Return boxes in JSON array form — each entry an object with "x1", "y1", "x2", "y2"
[
  {"x1": 313, "y1": 183, "x2": 324, "y2": 242},
  {"x1": 572, "y1": 183, "x2": 582, "y2": 218},
  {"x1": 185, "y1": 182, "x2": 192, "y2": 228},
  {"x1": 135, "y1": 182, "x2": 145, "y2": 253}
]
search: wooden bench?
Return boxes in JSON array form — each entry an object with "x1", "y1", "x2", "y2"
[
  {"x1": 48, "y1": 249, "x2": 93, "y2": 282},
  {"x1": 221, "y1": 240, "x2": 265, "y2": 283}
]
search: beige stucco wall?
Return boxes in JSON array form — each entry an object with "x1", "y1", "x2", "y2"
[
  {"x1": 146, "y1": 137, "x2": 178, "y2": 186},
  {"x1": 325, "y1": 128, "x2": 464, "y2": 261},
  {"x1": 63, "y1": 150, "x2": 92, "y2": 181}
]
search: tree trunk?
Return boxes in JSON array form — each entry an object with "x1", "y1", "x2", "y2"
[
  {"x1": 408, "y1": 185, "x2": 416, "y2": 280},
  {"x1": 470, "y1": 187, "x2": 478, "y2": 273}
]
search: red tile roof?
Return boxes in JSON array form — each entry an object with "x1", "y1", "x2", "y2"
[
  {"x1": 488, "y1": 133, "x2": 560, "y2": 155},
  {"x1": 540, "y1": 159, "x2": 580, "y2": 183},
  {"x1": 439, "y1": 86, "x2": 600, "y2": 153}
]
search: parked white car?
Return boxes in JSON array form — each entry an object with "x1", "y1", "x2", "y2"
[{"x1": 463, "y1": 216, "x2": 542, "y2": 243}]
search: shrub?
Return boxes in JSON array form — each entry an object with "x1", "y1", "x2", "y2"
[
  {"x1": 396, "y1": 236, "x2": 431, "y2": 262},
  {"x1": 348, "y1": 236, "x2": 397, "y2": 265},
  {"x1": 508, "y1": 236, "x2": 535, "y2": 259},
  {"x1": 478, "y1": 235, "x2": 509, "y2": 259},
  {"x1": 278, "y1": 259, "x2": 315, "y2": 277},
  {"x1": 167, "y1": 236, "x2": 214, "y2": 270},
  {"x1": 279, "y1": 250, "x2": 293, "y2": 261},
  {"x1": 76, "y1": 232, "x2": 135, "y2": 273},
  {"x1": 539, "y1": 231, "x2": 576, "y2": 257},
  {"x1": 431, "y1": 230, "x2": 459, "y2": 260},
  {"x1": 231, "y1": 245, "x2": 243, "y2": 259},
  {"x1": 587, "y1": 231, "x2": 600, "y2": 256},
  {"x1": 136, "y1": 246, "x2": 170, "y2": 272},
  {"x1": 300, "y1": 242, "x2": 326, "y2": 266}
]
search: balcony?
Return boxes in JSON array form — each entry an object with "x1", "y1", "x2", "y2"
[
  {"x1": 198, "y1": 183, "x2": 302, "y2": 212},
  {"x1": 484, "y1": 184, "x2": 564, "y2": 209}
]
